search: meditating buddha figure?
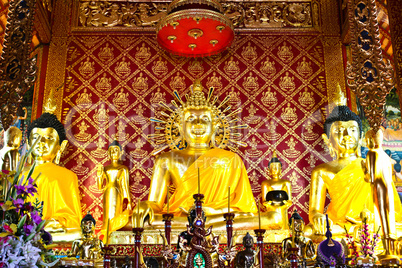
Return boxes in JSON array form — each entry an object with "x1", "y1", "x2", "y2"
[
  {"x1": 134, "y1": 79, "x2": 258, "y2": 229},
  {"x1": 26, "y1": 112, "x2": 82, "y2": 241},
  {"x1": 307, "y1": 102, "x2": 371, "y2": 236},
  {"x1": 96, "y1": 140, "x2": 132, "y2": 240},
  {"x1": 261, "y1": 151, "x2": 292, "y2": 230},
  {"x1": 362, "y1": 128, "x2": 402, "y2": 262},
  {"x1": 68, "y1": 212, "x2": 104, "y2": 260}
]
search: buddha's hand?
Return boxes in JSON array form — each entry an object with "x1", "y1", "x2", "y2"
[
  {"x1": 96, "y1": 164, "x2": 104, "y2": 179},
  {"x1": 132, "y1": 201, "x2": 155, "y2": 228},
  {"x1": 361, "y1": 159, "x2": 371, "y2": 183},
  {"x1": 311, "y1": 213, "x2": 332, "y2": 235}
]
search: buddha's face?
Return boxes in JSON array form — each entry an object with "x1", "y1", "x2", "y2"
[
  {"x1": 81, "y1": 220, "x2": 95, "y2": 234},
  {"x1": 182, "y1": 108, "x2": 214, "y2": 146},
  {"x1": 328, "y1": 120, "x2": 360, "y2": 156},
  {"x1": 269, "y1": 162, "x2": 282, "y2": 177},
  {"x1": 108, "y1": 146, "x2": 121, "y2": 161},
  {"x1": 29, "y1": 127, "x2": 60, "y2": 163},
  {"x1": 243, "y1": 236, "x2": 254, "y2": 248}
]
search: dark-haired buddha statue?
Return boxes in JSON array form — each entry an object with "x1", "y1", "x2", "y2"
[
  {"x1": 25, "y1": 111, "x2": 82, "y2": 241},
  {"x1": 134, "y1": 79, "x2": 262, "y2": 230},
  {"x1": 69, "y1": 212, "x2": 104, "y2": 260},
  {"x1": 307, "y1": 87, "x2": 402, "y2": 237},
  {"x1": 261, "y1": 151, "x2": 292, "y2": 230},
  {"x1": 307, "y1": 88, "x2": 369, "y2": 236}
]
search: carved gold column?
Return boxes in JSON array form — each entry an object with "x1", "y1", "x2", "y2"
[
  {"x1": 387, "y1": 0, "x2": 402, "y2": 111},
  {"x1": 0, "y1": 0, "x2": 37, "y2": 130},
  {"x1": 43, "y1": 0, "x2": 71, "y2": 120},
  {"x1": 345, "y1": 0, "x2": 394, "y2": 132}
]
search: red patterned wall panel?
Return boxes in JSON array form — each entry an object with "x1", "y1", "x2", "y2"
[{"x1": 59, "y1": 32, "x2": 332, "y2": 231}]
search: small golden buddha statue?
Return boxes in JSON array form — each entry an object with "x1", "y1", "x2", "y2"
[
  {"x1": 261, "y1": 151, "x2": 292, "y2": 230},
  {"x1": 96, "y1": 140, "x2": 132, "y2": 240},
  {"x1": 68, "y1": 212, "x2": 104, "y2": 260},
  {"x1": 0, "y1": 126, "x2": 22, "y2": 200},
  {"x1": 307, "y1": 102, "x2": 370, "y2": 237},
  {"x1": 362, "y1": 128, "x2": 402, "y2": 263},
  {"x1": 282, "y1": 210, "x2": 315, "y2": 262},
  {"x1": 26, "y1": 112, "x2": 82, "y2": 241},
  {"x1": 135, "y1": 79, "x2": 260, "y2": 230},
  {"x1": 0, "y1": 126, "x2": 22, "y2": 171}
]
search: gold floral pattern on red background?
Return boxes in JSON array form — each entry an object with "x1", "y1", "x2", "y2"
[{"x1": 59, "y1": 33, "x2": 332, "y2": 232}]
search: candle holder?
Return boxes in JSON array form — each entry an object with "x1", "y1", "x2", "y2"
[
  {"x1": 102, "y1": 245, "x2": 114, "y2": 268},
  {"x1": 193, "y1": 193, "x2": 204, "y2": 216},
  {"x1": 287, "y1": 247, "x2": 299, "y2": 268},
  {"x1": 162, "y1": 213, "x2": 174, "y2": 246},
  {"x1": 254, "y1": 229, "x2": 266, "y2": 268},
  {"x1": 132, "y1": 227, "x2": 144, "y2": 268}
]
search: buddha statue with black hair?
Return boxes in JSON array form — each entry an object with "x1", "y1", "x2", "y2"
[
  {"x1": 96, "y1": 140, "x2": 132, "y2": 241},
  {"x1": 282, "y1": 210, "x2": 315, "y2": 262},
  {"x1": 26, "y1": 110, "x2": 82, "y2": 241},
  {"x1": 307, "y1": 86, "x2": 374, "y2": 236},
  {"x1": 69, "y1": 211, "x2": 104, "y2": 260},
  {"x1": 261, "y1": 150, "x2": 292, "y2": 230}
]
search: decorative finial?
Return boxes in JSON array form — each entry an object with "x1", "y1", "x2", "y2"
[
  {"x1": 43, "y1": 87, "x2": 57, "y2": 114},
  {"x1": 272, "y1": 150, "x2": 277, "y2": 158},
  {"x1": 325, "y1": 214, "x2": 335, "y2": 247},
  {"x1": 333, "y1": 83, "x2": 347, "y2": 107}
]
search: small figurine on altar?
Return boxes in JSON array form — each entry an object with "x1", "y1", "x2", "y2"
[
  {"x1": 282, "y1": 210, "x2": 315, "y2": 262},
  {"x1": 234, "y1": 233, "x2": 258, "y2": 268},
  {"x1": 69, "y1": 211, "x2": 104, "y2": 260},
  {"x1": 261, "y1": 151, "x2": 292, "y2": 230},
  {"x1": 96, "y1": 140, "x2": 132, "y2": 240}
]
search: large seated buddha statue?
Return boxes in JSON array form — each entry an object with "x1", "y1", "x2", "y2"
[
  {"x1": 307, "y1": 90, "x2": 401, "y2": 237},
  {"x1": 134, "y1": 79, "x2": 260, "y2": 230},
  {"x1": 25, "y1": 112, "x2": 82, "y2": 241}
]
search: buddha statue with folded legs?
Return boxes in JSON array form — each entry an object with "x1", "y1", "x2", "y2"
[
  {"x1": 282, "y1": 210, "x2": 315, "y2": 263},
  {"x1": 68, "y1": 211, "x2": 104, "y2": 260},
  {"x1": 96, "y1": 140, "x2": 132, "y2": 241},
  {"x1": 362, "y1": 127, "x2": 402, "y2": 263},
  {"x1": 134, "y1": 79, "x2": 260, "y2": 230},
  {"x1": 261, "y1": 151, "x2": 292, "y2": 230},
  {"x1": 306, "y1": 101, "x2": 370, "y2": 237},
  {"x1": 25, "y1": 112, "x2": 82, "y2": 242}
]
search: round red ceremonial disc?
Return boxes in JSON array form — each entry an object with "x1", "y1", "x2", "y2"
[{"x1": 157, "y1": 11, "x2": 234, "y2": 58}]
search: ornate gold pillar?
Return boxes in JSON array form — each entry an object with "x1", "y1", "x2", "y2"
[{"x1": 387, "y1": 0, "x2": 402, "y2": 112}]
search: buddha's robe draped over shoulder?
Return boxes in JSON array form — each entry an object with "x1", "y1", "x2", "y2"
[
  {"x1": 166, "y1": 148, "x2": 257, "y2": 215},
  {"x1": 324, "y1": 159, "x2": 402, "y2": 224},
  {"x1": 27, "y1": 162, "x2": 82, "y2": 228}
]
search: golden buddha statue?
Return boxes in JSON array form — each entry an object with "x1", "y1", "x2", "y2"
[
  {"x1": 261, "y1": 151, "x2": 292, "y2": 230},
  {"x1": 307, "y1": 101, "x2": 370, "y2": 236},
  {"x1": 0, "y1": 126, "x2": 22, "y2": 171},
  {"x1": 68, "y1": 212, "x2": 104, "y2": 260},
  {"x1": 282, "y1": 210, "x2": 315, "y2": 262},
  {"x1": 26, "y1": 112, "x2": 82, "y2": 241},
  {"x1": 96, "y1": 140, "x2": 132, "y2": 240},
  {"x1": 0, "y1": 126, "x2": 22, "y2": 199},
  {"x1": 136, "y1": 79, "x2": 259, "y2": 229},
  {"x1": 362, "y1": 128, "x2": 402, "y2": 262}
]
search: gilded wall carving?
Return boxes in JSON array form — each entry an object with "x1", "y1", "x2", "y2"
[{"x1": 75, "y1": 1, "x2": 314, "y2": 29}]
